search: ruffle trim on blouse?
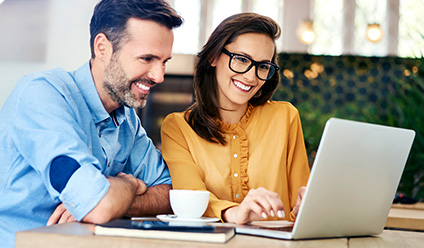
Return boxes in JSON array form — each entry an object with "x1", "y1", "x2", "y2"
[
  {"x1": 238, "y1": 131, "x2": 250, "y2": 198},
  {"x1": 217, "y1": 104, "x2": 254, "y2": 131},
  {"x1": 218, "y1": 104, "x2": 254, "y2": 199}
]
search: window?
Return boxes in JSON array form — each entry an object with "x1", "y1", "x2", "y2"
[
  {"x1": 312, "y1": 0, "x2": 343, "y2": 55},
  {"x1": 354, "y1": 0, "x2": 388, "y2": 56},
  {"x1": 170, "y1": 0, "x2": 424, "y2": 58},
  {"x1": 252, "y1": 0, "x2": 280, "y2": 21},
  {"x1": 172, "y1": 0, "x2": 201, "y2": 54},
  {"x1": 398, "y1": 0, "x2": 424, "y2": 58},
  {"x1": 211, "y1": 0, "x2": 242, "y2": 30}
]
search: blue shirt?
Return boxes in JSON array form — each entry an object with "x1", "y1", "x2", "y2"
[{"x1": 0, "y1": 61, "x2": 171, "y2": 247}]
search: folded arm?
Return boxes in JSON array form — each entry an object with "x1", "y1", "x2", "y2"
[
  {"x1": 48, "y1": 172, "x2": 145, "y2": 225},
  {"x1": 124, "y1": 184, "x2": 173, "y2": 217}
]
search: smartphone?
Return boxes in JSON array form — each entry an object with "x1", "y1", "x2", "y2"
[{"x1": 131, "y1": 220, "x2": 215, "y2": 232}]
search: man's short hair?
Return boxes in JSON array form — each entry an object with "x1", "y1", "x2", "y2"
[{"x1": 89, "y1": 0, "x2": 183, "y2": 58}]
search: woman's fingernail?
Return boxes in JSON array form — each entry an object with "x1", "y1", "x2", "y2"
[
  {"x1": 270, "y1": 210, "x2": 275, "y2": 217},
  {"x1": 262, "y1": 212, "x2": 268, "y2": 219},
  {"x1": 277, "y1": 210, "x2": 285, "y2": 218}
]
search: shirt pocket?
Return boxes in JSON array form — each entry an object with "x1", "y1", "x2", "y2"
[{"x1": 104, "y1": 159, "x2": 127, "y2": 177}]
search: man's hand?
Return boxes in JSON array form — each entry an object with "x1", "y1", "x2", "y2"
[
  {"x1": 46, "y1": 203, "x2": 77, "y2": 226},
  {"x1": 292, "y1": 186, "x2": 306, "y2": 216},
  {"x1": 46, "y1": 173, "x2": 148, "y2": 226},
  {"x1": 223, "y1": 187, "x2": 285, "y2": 224},
  {"x1": 81, "y1": 172, "x2": 145, "y2": 224},
  {"x1": 134, "y1": 177, "x2": 147, "y2": 196}
]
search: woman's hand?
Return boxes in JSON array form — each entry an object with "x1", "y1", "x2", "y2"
[
  {"x1": 292, "y1": 186, "x2": 306, "y2": 216},
  {"x1": 224, "y1": 187, "x2": 285, "y2": 224}
]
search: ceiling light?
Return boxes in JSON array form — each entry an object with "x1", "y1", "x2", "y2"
[
  {"x1": 297, "y1": 21, "x2": 315, "y2": 45},
  {"x1": 366, "y1": 23, "x2": 383, "y2": 43}
]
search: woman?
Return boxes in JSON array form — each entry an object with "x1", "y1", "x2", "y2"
[{"x1": 161, "y1": 13, "x2": 310, "y2": 224}]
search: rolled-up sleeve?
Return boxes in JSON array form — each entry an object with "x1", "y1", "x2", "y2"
[
  {"x1": 12, "y1": 75, "x2": 109, "y2": 220},
  {"x1": 59, "y1": 165, "x2": 110, "y2": 220}
]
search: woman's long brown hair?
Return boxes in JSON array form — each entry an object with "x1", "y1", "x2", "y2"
[{"x1": 186, "y1": 13, "x2": 281, "y2": 145}]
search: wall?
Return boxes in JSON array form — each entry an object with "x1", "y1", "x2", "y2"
[
  {"x1": 0, "y1": 0, "x2": 98, "y2": 107},
  {"x1": 0, "y1": 0, "x2": 194, "y2": 108},
  {"x1": 0, "y1": 0, "x2": 311, "y2": 108}
]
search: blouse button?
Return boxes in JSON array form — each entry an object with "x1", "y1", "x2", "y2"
[
  {"x1": 234, "y1": 173, "x2": 238, "y2": 178},
  {"x1": 233, "y1": 135, "x2": 237, "y2": 139},
  {"x1": 235, "y1": 194, "x2": 240, "y2": 198},
  {"x1": 233, "y1": 154, "x2": 238, "y2": 158}
]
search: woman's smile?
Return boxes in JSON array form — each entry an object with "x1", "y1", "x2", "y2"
[{"x1": 233, "y1": 79, "x2": 252, "y2": 92}]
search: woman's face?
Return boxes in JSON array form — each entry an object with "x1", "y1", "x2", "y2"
[{"x1": 212, "y1": 32, "x2": 275, "y2": 111}]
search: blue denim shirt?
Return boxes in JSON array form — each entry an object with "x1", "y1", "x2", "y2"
[{"x1": 0, "y1": 61, "x2": 171, "y2": 247}]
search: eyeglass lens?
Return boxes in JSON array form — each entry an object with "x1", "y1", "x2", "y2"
[{"x1": 230, "y1": 54, "x2": 276, "y2": 80}]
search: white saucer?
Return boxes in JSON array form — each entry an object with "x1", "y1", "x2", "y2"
[{"x1": 156, "y1": 214, "x2": 220, "y2": 223}]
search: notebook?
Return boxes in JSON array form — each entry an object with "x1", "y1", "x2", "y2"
[
  {"x1": 236, "y1": 118, "x2": 415, "y2": 240},
  {"x1": 94, "y1": 219, "x2": 235, "y2": 243}
]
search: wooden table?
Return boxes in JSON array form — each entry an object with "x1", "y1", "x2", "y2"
[
  {"x1": 386, "y1": 203, "x2": 424, "y2": 231},
  {"x1": 16, "y1": 203, "x2": 424, "y2": 248},
  {"x1": 15, "y1": 222, "x2": 424, "y2": 248},
  {"x1": 349, "y1": 230, "x2": 424, "y2": 248}
]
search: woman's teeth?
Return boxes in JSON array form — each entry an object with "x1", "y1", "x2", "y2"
[{"x1": 234, "y1": 81, "x2": 252, "y2": 91}]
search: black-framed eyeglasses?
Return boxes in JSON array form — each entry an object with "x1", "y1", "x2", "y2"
[{"x1": 222, "y1": 48, "x2": 279, "y2": 81}]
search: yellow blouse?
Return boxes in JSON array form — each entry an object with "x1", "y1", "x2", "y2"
[{"x1": 161, "y1": 101, "x2": 310, "y2": 221}]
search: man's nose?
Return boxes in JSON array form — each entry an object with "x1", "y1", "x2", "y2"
[{"x1": 147, "y1": 63, "x2": 165, "y2": 84}]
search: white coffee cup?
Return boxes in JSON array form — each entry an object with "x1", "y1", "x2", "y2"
[{"x1": 169, "y1": 189, "x2": 210, "y2": 218}]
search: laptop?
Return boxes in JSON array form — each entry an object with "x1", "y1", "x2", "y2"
[{"x1": 236, "y1": 117, "x2": 415, "y2": 239}]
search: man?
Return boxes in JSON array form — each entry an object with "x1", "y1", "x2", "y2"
[{"x1": 0, "y1": 0, "x2": 182, "y2": 247}]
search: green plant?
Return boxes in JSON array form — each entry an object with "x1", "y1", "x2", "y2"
[
  {"x1": 386, "y1": 58, "x2": 424, "y2": 201},
  {"x1": 274, "y1": 53, "x2": 423, "y2": 201},
  {"x1": 362, "y1": 58, "x2": 424, "y2": 201}
]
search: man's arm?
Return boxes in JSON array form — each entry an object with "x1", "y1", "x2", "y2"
[
  {"x1": 82, "y1": 173, "x2": 146, "y2": 223},
  {"x1": 47, "y1": 172, "x2": 146, "y2": 225},
  {"x1": 124, "y1": 184, "x2": 173, "y2": 217}
]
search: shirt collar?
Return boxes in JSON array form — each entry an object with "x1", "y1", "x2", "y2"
[
  {"x1": 113, "y1": 106, "x2": 127, "y2": 127},
  {"x1": 73, "y1": 61, "x2": 110, "y2": 124}
]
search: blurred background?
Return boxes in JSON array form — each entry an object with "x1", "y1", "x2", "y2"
[{"x1": 0, "y1": 0, "x2": 423, "y2": 201}]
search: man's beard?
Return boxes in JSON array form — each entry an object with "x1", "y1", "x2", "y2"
[{"x1": 103, "y1": 54, "x2": 153, "y2": 109}]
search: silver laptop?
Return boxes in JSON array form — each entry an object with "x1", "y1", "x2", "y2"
[{"x1": 236, "y1": 117, "x2": 415, "y2": 239}]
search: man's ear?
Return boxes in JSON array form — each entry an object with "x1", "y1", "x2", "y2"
[{"x1": 93, "y1": 33, "x2": 112, "y2": 61}]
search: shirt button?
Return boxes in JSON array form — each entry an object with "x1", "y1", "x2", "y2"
[
  {"x1": 105, "y1": 119, "x2": 110, "y2": 122},
  {"x1": 233, "y1": 135, "x2": 237, "y2": 139},
  {"x1": 235, "y1": 194, "x2": 240, "y2": 198},
  {"x1": 107, "y1": 162, "x2": 110, "y2": 167},
  {"x1": 234, "y1": 173, "x2": 238, "y2": 178},
  {"x1": 233, "y1": 154, "x2": 238, "y2": 158}
]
